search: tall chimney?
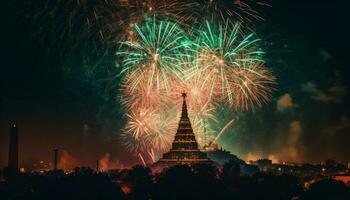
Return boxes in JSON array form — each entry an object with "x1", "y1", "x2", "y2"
[
  {"x1": 53, "y1": 149, "x2": 59, "y2": 170},
  {"x1": 96, "y1": 159, "x2": 99, "y2": 172},
  {"x1": 8, "y1": 124, "x2": 19, "y2": 172}
]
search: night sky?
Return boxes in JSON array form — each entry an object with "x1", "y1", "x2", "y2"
[{"x1": 1, "y1": 1, "x2": 350, "y2": 168}]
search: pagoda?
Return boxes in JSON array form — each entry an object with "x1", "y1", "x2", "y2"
[{"x1": 156, "y1": 93, "x2": 212, "y2": 166}]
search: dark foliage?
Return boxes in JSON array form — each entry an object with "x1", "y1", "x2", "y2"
[
  {"x1": 301, "y1": 179, "x2": 350, "y2": 200},
  {"x1": 1, "y1": 164, "x2": 349, "y2": 200},
  {"x1": 0, "y1": 167, "x2": 125, "y2": 200}
]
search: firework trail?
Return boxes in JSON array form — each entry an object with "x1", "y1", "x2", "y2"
[
  {"x1": 138, "y1": 153, "x2": 147, "y2": 166},
  {"x1": 118, "y1": 0, "x2": 197, "y2": 25},
  {"x1": 213, "y1": 118, "x2": 236, "y2": 143},
  {"x1": 147, "y1": 148, "x2": 157, "y2": 163},
  {"x1": 190, "y1": 0, "x2": 269, "y2": 31}
]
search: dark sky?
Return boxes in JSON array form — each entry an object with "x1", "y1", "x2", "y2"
[{"x1": 1, "y1": 1, "x2": 350, "y2": 168}]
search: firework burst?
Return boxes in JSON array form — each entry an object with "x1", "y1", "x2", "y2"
[
  {"x1": 229, "y1": 62, "x2": 276, "y2": 110},
  {"x1": 117, "y1": 17, "x2": 191, "y2": 93},
  {"x1": 122, "y1": 107, "x2": 178, "y2": 155},
  {"x1": 145, "y1": 111, "x2": 178, "y2": 153},
  {"x1": 119, "y1": 68, "x2": 170, "y2": 111},
  {"x1": 124, "y1": 108, "x2": 157, "y2": 139},
  {"x1": 192, "y1": 20, "x2": 275, "y2": 110}
]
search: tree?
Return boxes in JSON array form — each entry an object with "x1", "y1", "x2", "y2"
[
  {"x1": 127, "y1": 165, "x2": 153, "y2": 200},
  {"x1": 302, "y1": 179, "x2": 350, "y2": 200}
]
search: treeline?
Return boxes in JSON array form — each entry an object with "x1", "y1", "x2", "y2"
[{"x1": 1, "y1": 160, "x2": 349, "y2": 200}]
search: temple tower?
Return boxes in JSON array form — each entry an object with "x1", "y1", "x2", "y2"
[{"x1": 157, "y1": 93, "x2": 212, "y2": 165}]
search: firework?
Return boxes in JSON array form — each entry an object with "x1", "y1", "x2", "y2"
[
  {"x1": 147, "y1": 148, "x2": 157, "y2": 163},
  {"x1": 145, "y1": 111, "x2": 178, "y2": 153},
  {"x1": 192, "y1": 0, "x2": 268, "y2": 29},
  {"x1": 194, "y1": 20, "x2": 275, "y2": 110},
  {"x1": 124, "y1": 108, "x2": 158, "y2": 139},
  {"x1": 213, "y1": 118, "x2": 236, "y2": 143},
  {"x1": 122, "y1": 106, "x2": 178, "y2": 155},
  {"x1": 138, "y1": 153, "x2": 147, "y2": 166},
  {"x1": 229, "y1": 62, "x2": 276, "y2": 110},
  {"x1": 117, "y1": 17, "x2": 190, "y2": 93},
  {"x1": 119, "y1": 68, "x2": 169, "y2": 111},
  {"x1": 120, "y1": 131, "x2": 148, "y2": 154}
]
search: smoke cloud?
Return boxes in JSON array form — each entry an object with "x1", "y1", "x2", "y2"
[
  {"x1": 99, "y1": 153, "x2": 125, "y2": 171},
  {"x1": 59, "y1": 150, "x2": 79, "y2": 171},
  {"x1": 276, "y1": 93, "x2": 294, "y2": 111}
]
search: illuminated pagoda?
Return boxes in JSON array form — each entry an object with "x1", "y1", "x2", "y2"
[{"x1": 156, "y1": 93, "x2": 212, "y2": 166}]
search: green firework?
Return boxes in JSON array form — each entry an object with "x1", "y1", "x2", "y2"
[
  {"x1": 117, "y1": 16, "x2": 191, "y2": 92},
  {"x1": 193, "y1": 20, "x2": 266, "y2": 105}
]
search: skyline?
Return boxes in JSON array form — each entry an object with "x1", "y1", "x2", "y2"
[{"x1": 2, "y1": 102, "x2": 350, "y2": 172}]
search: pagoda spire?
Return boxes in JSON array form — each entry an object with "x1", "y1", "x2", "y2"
[
  {"x1": 156, "y1": 93, "x2": 212, "y2": 166},
  {"x1": 181, "y1": 93, "x2": 188, "y2": 119}
]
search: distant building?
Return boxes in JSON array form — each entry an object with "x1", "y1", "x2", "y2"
[
  {"x1": 53, "y1": 149, "x2": 59, "y2": 170},
  {"x1": 8, "y1": 124, "x2": 19, "y2": 172},
  {"x1": 202, "y1": 142, "x2": 244, "y2": 165},
  {"x1": 253, "y1": 159, "x2": 273, "y2": 171},
  {"x1": 204, "y1": 146, "x2": 243, "y2": 165}
]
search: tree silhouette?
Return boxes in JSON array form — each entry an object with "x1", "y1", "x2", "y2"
[
  {"x1": 302, "y1": 179, "x2": 350, "y2": 200},
  {"x1": 251, "y1": 172, "x2": 302, "y2": 200},
  {"x1": 154, "y1": 164, "x2": 234, "y2": 200},
  {"x1": 126, "y1": 165, "x2": 153, "y2": 200}
]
